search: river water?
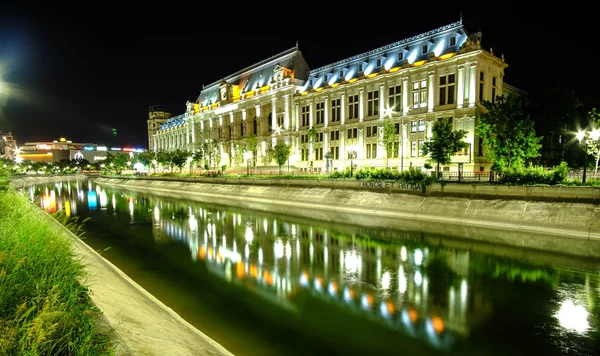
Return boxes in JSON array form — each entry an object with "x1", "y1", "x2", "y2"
[{"x1": 23, "y1": 179, "x2": 600, "y2": 355}]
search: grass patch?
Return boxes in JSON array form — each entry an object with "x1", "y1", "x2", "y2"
[{"x1": 0, "y1": 171, "x2": 113, "y2": 355}]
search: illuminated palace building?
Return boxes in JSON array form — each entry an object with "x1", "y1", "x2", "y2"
[{"x1": 152, "y1": 20, "x2": 518, "y2": 173}]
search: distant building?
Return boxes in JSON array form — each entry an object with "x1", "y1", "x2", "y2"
[
  {"x1": 152, "y1": 19, "x2": 511, "y2": 173},
  {"x1": 1, "y1": 132, "x2": 18, "y2": 159},
  {"x1": 147, "y1": 105, "x2": 171, "y2": 151},
  {"x1": 18, "y1": 138, "x2": 143, "y2": 163}
]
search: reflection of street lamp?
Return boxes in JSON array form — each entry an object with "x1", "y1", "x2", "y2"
[
  {"x1": 384, "y1": 107, "x2": 405, "y2": 171},
  {"x1": 244, "y1": 151, "x2": 253, "y2": 175},
  {"x1": 576, "y1": 129, "x2": 600, "y2": 184},
  {"x1": 347, "y1": 144, "x2": 357, "y2": 177}
]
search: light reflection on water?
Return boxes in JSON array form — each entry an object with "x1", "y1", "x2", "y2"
[{"x1": 23, "y1": 181, "x2": 600, "y2": 355}]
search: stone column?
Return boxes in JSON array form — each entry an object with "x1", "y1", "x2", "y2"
[
  {"x1": 271, "y1": 97, "x2": 277, "y2": 131},
  {"x1": 402, "y1": 77, "x2": 409, "y2": 116},
  {"x1": 379, "y1": 83, "x2": 385, "y2": 119},
  {"x1": 457, "y1": 64, "x2": 465, "y2": 109},
  {"x1": 359, "y1": 88, "x2": 365, "y2": 122},
  {"x1": 428, "y1": 70, "x2": 435, "y2": 113},
  {"x1": 469, "y1": 63, "x2": 477, "y2": 107},
  {"x1": 324, "y1": 97, "x2": 329, "y2": 127},
  {"x1": 284, "y1": 94, "x2": 290, "y2": 130},
  {"x1": 309, "y1": 99, "x2": 314, "y2": 127},
  {"x1": 255, "y1": 104, "x2": 261, "y2": 134},
  {"x1": 295, "y1": 103, "x2": 299, "y2": 131},
  {"x1": 340, "y1": 93, "x2": 346, "y2": 125}
]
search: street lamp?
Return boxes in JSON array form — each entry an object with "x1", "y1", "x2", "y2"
[
  {"x1": 347, "y1": 144, "x2": 357, "y2": 177},
  {"x1": 577, "y1": 129, "x2": 600, "y2": 184},
  {"x1": 152, "y1": 159, "x2": 157, "y2": 174},
  {"x1": 384, "y1": 107, "x2": 405, "y2": 171},
  {"x1": 187, "y1": 156, "x2": 193, "y2": 174},
  {"x1": 244, "y1": 151, "x2": 253, "y2": 175}
]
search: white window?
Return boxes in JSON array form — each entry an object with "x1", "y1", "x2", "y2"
[
  {"x1": 331, "y1": 98, "x2": 341, "y2": 122},
  {"x1": 439, "y1": 74, "x2": 456, "y2": 105},
  {"x1": 413, "y1": 80, "x2": 427, "y2": 109},
  {"x1": 348, "y1": 94, "x2": 359, "y2": 119},
  {"x1": 316, "y1": 102, "x2": 324, "y2": 125},
  {"x1": 422, "y1": 44, "x2": 428, "y2": 54},
  {"x1": 301, "y1": 105, "x2": 309, "y2": 127},
  {"x1": 367, "y1": 90, "x2": 379, "y2": 117},
  {"x1": 388, "y1": 85, "x2": 402, "y2": 112},
  {"x1": 450, "y1": 36, "x2": 456, "y2": 47}
]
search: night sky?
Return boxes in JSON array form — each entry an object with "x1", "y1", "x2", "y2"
[{"x1": 1, "y1": 5, "x2": 598, "y2": 149}]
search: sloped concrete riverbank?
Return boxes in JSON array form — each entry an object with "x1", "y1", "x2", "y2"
[{"x1": 92, "y1": 177, "x2": 600, "y2": 259}]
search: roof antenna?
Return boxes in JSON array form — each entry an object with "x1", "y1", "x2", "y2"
[{"x1": 460, "y1": 11, "x2": 463, "y2": 24}]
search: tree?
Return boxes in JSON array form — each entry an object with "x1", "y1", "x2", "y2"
[
  {"x1": 233, "y1": 143, "x2": 244, "y2": 167},
  {"x1": 136, "y1": 150, "x2": 155, "y2": 170},
  {"x1": 476, "y1": 94, "x2": 542, "y2": 171},
  {"x1": 379, "y1": 119, "x2": 398, "y2": 167},
  {"x1": 273, "y1": 141, "x2": 291, "y2": 175},
  {"x1": 111, "y1": 153, "x2": 130, "y2": 174},
  {"x1": 585, "y1": 108, "x2": 600, "y2": 177},
  {"x1": 190, "y1": 149, "x2": 203, "y2": 174},
  {"x1": 170, "y1": 149, "x2": 191, "y2": 172},
  {"x1": 156, "y1": 150, "x2": 171, "y2": 172},
  {"x1": 246, "y1": 134, "x2": 258, "y2": 170},
  {"x1": 421, "y1": 118, "x2": 468, "y2": 176},
  {"x1": 307, "y1": 126, "x2": 318, "y2": 169}
]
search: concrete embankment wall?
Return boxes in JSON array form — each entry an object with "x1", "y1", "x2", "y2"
[{"x1": 94, "y1": 177, "x2": 600, "y2": 259}]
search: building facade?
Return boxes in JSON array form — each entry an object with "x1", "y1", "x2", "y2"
[
  {"x1": 1, "y1": 132, "x2": 18, "y2": 160},
  {"x1": 151, "y1": 20, "x2": 509, "y2": 173}
]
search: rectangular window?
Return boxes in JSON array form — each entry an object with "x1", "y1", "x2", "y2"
[
  {"x1": 479, "y1": 71, "x2": 484, "y2": 102},
  {"x1": 339, "y1": 70, "x2": 344, "y2": 78},
  {"x1": 347, "y1": 127, "x2": 358, "y2": 139},
  {"x1": 392, "y1": 141, "x2": 399, "y2": 158},
  {"x1": 492, "y1": 76, "x2": 497, "y2": 104},
  {"x1": 413, "y1": 80, "x2": 427, "y2": 109},
  {"x1": 301, "y1": 105, "x2": 310, "y2": 127},
  {"x1": 367, "y1": 90, "x2": 379, "y2": 117},
  {"x1": 395, "y1": 123, "x2": 400, "y2": 135},
  {"x1": 316, "y1": 102, "x2": 324, "y2": 125},
  {"x1": 418, "y1": 140, "x2": 424, "y2": 156},
  {"x1": 366, "y1": 125, "x2": 378, "y2": 137},
  {"x1": 240, "y1": 121, "x2": 245, "y2": 137},
  {"x1": 398, "y1": 52, "x2": 403, "y2": 62},
  {"x1": 331, "y1": 98, "x2": 341, "y2": 122},
  {"x1": 348, "y1": 94, "x2": 359, "y2": 119},
  {"x1": 422, "y1": 44, "x2": 428, "y2": 54},
  {"x1": 411, "y1": 121, "x2": 417, "y2": 133},
  {"x1": 418, "y1": 120, "x2": 425, "y2": 132},
  {"x1": 439, "y1": 74, "x2": 456, "y2": 105},
  {"x1": 388, "y1": 85, "x2": 402, "y2": 112},
  {"x1": 366, "y1": 143, "x2": 377, "y2": 159},
  {"x1": 411, "y1": 141, "x2": 417, "y2": 157},
  {"x1": 330, "y1": 130, "x2": 340, "y2": 141},
  {"x1": 450, "y1": 36, "x2": 456, "y2": 47},
  {"x1": 376, "y1": 58, "x2": 381, "y2": 67},
  {"x1": 332, "y1": 146, "x2": 339, "y2": 159}
]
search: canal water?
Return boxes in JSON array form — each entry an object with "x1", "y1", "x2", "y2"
[{"x1": 22, "y1": 179, "x2": 600, "y2": 356}]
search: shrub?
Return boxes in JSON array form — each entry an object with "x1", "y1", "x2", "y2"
[{"x1": 499, "y1": 162, "x2": 569, "y2": 185}]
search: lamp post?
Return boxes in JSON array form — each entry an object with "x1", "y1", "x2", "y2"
[
  {"x1": 384, "y1": 107, "x2": 405, "y2": 171},
  {"x1": 152, "y1": 159, "x2": 157, "y2": 174},
  {"x1": 577, "y1": 129, "x2": 600, "y2": 184},
  {"x1": 187, "y1": 156, "x2": 193, "y2": 174},
  {"x1": 244, "y1": 151, "x2": 252, "y2": 175},
  {"x1": 347, "y1": 144, "x2": 357, "y2": 177}
]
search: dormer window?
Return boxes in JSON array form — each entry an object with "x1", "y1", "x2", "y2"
[
  {"x1": 398, "y1": 52, "x2": 404, "y2": 61},
  {"x1": 376, "y1": 58, "x2": 381, "y2": 67},
  {"x1": 422, "y1": 44, "x2": 428, "y2": 54},
  {"x1": 450, "y1": 36, "x2": 456, "y2": 47},
  {"x1": 339, "y1": 70, "x2": 344, "y2": 78}
]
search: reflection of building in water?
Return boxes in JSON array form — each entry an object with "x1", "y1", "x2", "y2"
[{"x1": 153, "y1": 203, "x2": 494, "y2": 350}]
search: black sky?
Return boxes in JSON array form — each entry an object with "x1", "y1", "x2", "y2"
[{"x1": 1, "y1": 4, "x2": 598, "y2": 148}]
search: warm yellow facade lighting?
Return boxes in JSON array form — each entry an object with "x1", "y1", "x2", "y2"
[
  {"x1": 412, "y1": 60, "x2": 427, "y2": 67},
  {"x1": 438, "y1": 52, "x2": 456, "y2": 60},
  {"x1": 367, "y1": 73, "x2": 378, "y2": 78},
  {"x1": 388, "y1": 67, "x2": 401, "y2": 73}
]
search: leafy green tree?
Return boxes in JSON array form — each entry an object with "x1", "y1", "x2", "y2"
[
  {"x1": 111, "y1": 153, "x2": 130, "y2": 174},
  {"x1": 136, "y1": 150, "x2": 155, "y2": 169},
  {"x1": 190, "y1": 149, "x2": 203, "y2": 174},
  {"x1": 273, "y1": 141, "x2": 291, "y2": 175},
  {"x1": 421, "y1": 118, "x2": 468, "y2": 176},
  {"x1": 156, "y1": 150, "x2": 171, "y2": 171},
  {"x1": 170, "y1": 149, "x2": 191, "y2": 172},
  {"x1": 307, "y1": 126, "x2": 318, "y2": 169},
  {"x1": 202, "y1": 139, "x2": 220, "y2": 170},
  {"x1": 246, "y1": 134, "x2": 258, "y2": 170},
  {"x1": 584, "y1": 108, "x2": 600, "y2": 176},
  {"x1": 476, "y1": 94, "x2": 542, "y2": 171},
  {"x1": 379, "y1": 119, "x2": 398, "y2": 167},
  {"x1": 232, "y1": 143, "x2": 243, "y2": 167}
]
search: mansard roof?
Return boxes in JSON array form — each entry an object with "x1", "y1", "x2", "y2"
[
  {"x1": 158, "y1": 114, "x2": 186, "y2": 131},
  {"x1": 300, "y1": 20, "x2": 467, "y2": 93},
  {"x1": 196, "y1": 46, "x2": 310, "y2": 107}
]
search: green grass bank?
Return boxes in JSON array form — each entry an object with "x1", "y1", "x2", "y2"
[{"x1": 0, "y1": 170, "x2": 113, "y2": 355}]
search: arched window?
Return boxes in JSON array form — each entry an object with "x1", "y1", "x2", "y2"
[{"x1": 268, "y1": 113, "x2": 273, "y2": 132}]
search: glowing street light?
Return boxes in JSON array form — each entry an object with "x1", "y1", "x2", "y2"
[
  {"x1": 347, "y1": 144, "x2": 357, "y2": 177},
  {"x1": 576, "y1": 129, "x2": 600, "y2": 184}
]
